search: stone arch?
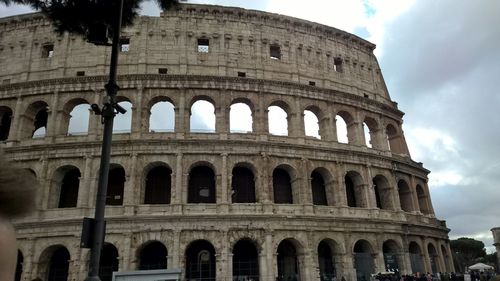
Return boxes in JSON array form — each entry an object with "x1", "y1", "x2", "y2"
[
  {"x1": 61, "y1": 98, "x2": 90, "y2": 136},
  {"x1": 397, "y1": 179, "x2": 414, "y2": 212},
  {"x1": 272, "y1": 164, "x2": 298, "y2": 204},
  {"x1": 268, "y1": 100, "x2": 290, "y2": 136},
  {"x1": 99, "y1": 243, "x2": 119, "y2": 281},
  {"x1": 345, "y1": 171, "x2": 367, "y2": 208},
  {"x1": 106, "y1": 164, "x2": 126, "y2": 206},
  {"x1": 230, "y1": 98, "x2": 254, "y2": 133},
  {"x1": 353, "y1": 239, "x2": 375, "y2": 281},
  {"x1": 38, "y1": 245, "x2": 70, "y2": 281},
  {"x1": 190, "y1": 96, "x2": 216, "y2": 133},
  {"x1": 427, "y1": 243, "x2": 439, "y2": 273},
  {"x1": 304, "y1": 105, "x2": 322, "y2": 139},
  {"x1": 416, "y1": 184, "x2": 432, "y2": 215},
  {"x1": 143, "y1": 162, "x2": 172, "y2": 204},
  {"x1": 185, "y1": 239, "x2": 216, "y2": 281},
  {"x1": 386, "y1": 123, "x2": 407, "y2": 154},
  {"x1": 0, "y1": 105, "x2": 13, "y2": 141},
  {"x1": 188, "y1": 163, "x2": 216, "y2": 203},
  {"x1": 336, "y1": 110, "x2": 355, "y2": 144},
  {"x1": 382, "y1": 239, "x2": 402, "y2": 272},
  {"x1": 231, "y1": 163, "x2": 256, "y2": 203},
  {"x1": 149, "y1": 96, "x2": 175, "y2": 133},
  {"x1": 113, "y1": 97, "x2": 133, "y2": 134},
  {"x1": 409, "y1": 241, "x2": 424, "y2": 273},
  {"x1": 440, "y1": 244, "x2": 452, "y2": 272},
  {"x1": 311, "y1": 168, "x2": 329, "y2": 206},
  {"x1": 276, "y1": 238, "x2": 305, "y2": 281},
  {"x1": 137, "y1": 241, "x2": 168, "y2": 270},
  {"x1": 372, "y1": 175, "x2": 395, "y2": 210},
  {"x1": 51, "y1": 165, "x2": 81, "y2": 208},
  {"x1": 21, "y1": 100, "x2": 49, "y2": 139},
  {"x1": 232, "y1": 238, "x2": 260, "y2": 280},
  {"x1": 363, "y1": 116, "x2": 379, "y2": 148},
  {"x1": 318, "y1": 239, "x2": 342, "y2": 280}
]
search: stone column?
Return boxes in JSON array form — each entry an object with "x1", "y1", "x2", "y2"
[
  {"x1": 77, "y1": 154, "x2": 93, "y2": 208},
  {"x1": 171, "y1": 230, "x2": 182, "y2": 269},
  {"x1": 336, "y1": 164, "x2": 348, "y2": 207},
  {"x1": 130, "y1": 88, "x2": 143, "y2": 137},
  {"x1": 300, "y1": 157, "x2": 312, "y2": 205},
  {"x1": 409, "y1": 176, "x2": 421, "y2": 214},
  {"x1": 220, "y1": 153, "x2": 229, "y2": 204},
  {"x1": 300, "y1": 252, "x2": 313, "y2": 281},
  {"x1": 254, "y1": 94, "x2": 269, "y2": 138},
  {"x1": 330, "y1": 106, "x2": 339, "y2": 143},
  {"x1": 264, "y1": 232, "x2": 275, "y2": 281},
  {"x1": 175, "y1": 89, "x2": 186, "y2": 136},
  {"x1": 259, "y1": 153, "x2": 271, "y2": 204},
  {"x1": 8, "y1": 96, "x2": 24, "y2": 143},
  {"x1": 364, "y1": 166, "x2": 377, "y2": 209},
  {"x1": 121, "y1": 234, "x2": 132, "y2": 271},
  {"x1": 342, "y1": 253, "x2": 356, "y2": 281},
  {"x1": 423, "y1": 183, "x2": 436, "y2": 216},
  {"x1": 39, "y1": 157, "x2": 50, "y2": 210},
  {"x1": 46, "y1": 91, "x2": 59, "y2": 140},
  {"x1": 123, "y1": 153, "x2": 138, "y2": 208},
  {"x1": 173, "y1": 153, "x2": 183, "y2": 204},
  {"x1": 422, "y1": 238, "x2": 432, "y2": 273}
]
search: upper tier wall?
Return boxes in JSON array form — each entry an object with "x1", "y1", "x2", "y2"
[{"x1": 0, "y1": 4, "x2": 392, "y2": 105}]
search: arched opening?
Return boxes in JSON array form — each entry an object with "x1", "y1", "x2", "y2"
[
  {"x1": 318, "y1": 240, "x2": 336, "y2": 281},
  {"x1": 57, "y1": 167, "x2": 81, "y2": 208},
  {"x1": 409, "y1": 242, "x2": 424, "y2": 274},
  {"x1": 231, "y1": 166, "x2": 256, "y2": 203},
  {"x1": 397, "y1": 180, "x2": 413, "y2": 212},
  {"x1": 382, "y1": 240, "x2": 401, "y2": 272},
  {"x1": 345, "y1": 172, "x2": 366, "y2": 208},
  {"x1": 277, "y1": 239, "x2": 301, "y2": 281},
  {"x1": 372, "y1": 175, "x2": 393, "y2": 210},
  {"x1": 335, "y1": 114, "x2": 348, "y2": 144},
  {"x1": 15, "y1": 250, "x2": 23, "y2": 281},
  {"x1": 188, "y1": 165, "x2": 216, "y2": 203},
  {"x1": 0, "y1": 106, "x2": 13, "y2": 141},
  {"x1": 149, "y1": 100, "x2": 175, "y2": 133},
  {"x1": 311, "y1": 170, "x2": 327, "y2": 205},
  {"x1": 32, "y1": 107, "x2": 48, "y2": 138},
  {"x1": 304, "y1": 109, "x2": 320, "y2": 139},
  {"x1": 47, "y1": 247, "x2": 70, "y2": 281},
  {"x1": 139, "y1": 241, "x2": 168, "y2": 270},
  {"x1": 427, "y1": 244, "x2": 439, "y2": 273},
  {"x1": 441, "y1": 244, "x2": 451, "y2": 272},
  {"x1": 353, "y1": 240, "x2": 375, "y2": 281},
  {"x1": 416, "y1": 185, "x2": 431, "y2": 215},
  {"x1": 67, "y1": 103, "x2": 90, "y2": 135},
  {"x1": 268, "y1": 105, "x2": 288, "y2": 136},
  {"x1": 386, "y1": 124, "x2": 405, "y2": 154},
  {"x1": 144, "y1": 165, "x2": 172, "y2": 204},
  {"x1": 99, "y1": 243, "x2": 119, "y2": 281},
  {"x1": 106, "y1": 165, "x2": 125, "y2": 206},
  {"x1": 113, "y1": 101, "x2": 133, "y2": 134},
  {"x1": 185, "y1": 240, "x2": 216, "y2": 281},
  {"x1": 232, "y1": 239, "x2": 259, "y2": 280},
  {"x1": 190, "y1": 99, "x2": 215, "y2": 133},
  {"x1": 230, "y1": 102, "x2": 253, "y2": 133},
  {"x1": 363, "y1": 122, "x2": 372, "y2": 148},
  {"x1": 273, "y1": 168, "x2": 293, "y2": 204}
]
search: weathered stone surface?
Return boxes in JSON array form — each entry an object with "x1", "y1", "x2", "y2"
[{"x1": 0, "y1": 4, "x2": 452, "y2": 281}]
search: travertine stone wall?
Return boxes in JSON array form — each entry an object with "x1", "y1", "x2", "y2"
[{"x1": 0, "y1": 4, "x2": 452, "y2": 281}]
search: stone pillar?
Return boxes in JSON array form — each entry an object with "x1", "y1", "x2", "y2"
[
  {"x1": 422, "y1": 238, "x2": 432, "y2": 273},
  {"x1": 364, "y1": 166, "x2": 377, "y2": 209},
  {"x1": 343, "y1": 253, "x2": 356, "y2": 281},
  {"x1": 259, "y1": 153, "x2": 271, "y2": 204},
  {"x1": 300, "y1": 252, "x2": 313, "y2": 281},
  {"x1": 121, "y1": 234, "x2": 132, "y2": 271},
  {"x1": 409, "y1": 176, "x2": 421, "y2": 214},
  {"x1": 300, "y1": 158, "x2": 312, "y2": 205},
  {"x1": 46, "y1": 91, "x2": 59, "y2": 139},
  {"x1": 9, "y1": 96, "x2": 24, "y2": 142},
  {"x1": 220, "y1": 153, "x2": 229, "y2": 204},
  {"x1": 423, "y1": 183, "x2": 436, "y2": 216},
  {"x1": 124, "y1": 153, "x2": 138, "y2": 207},
  {"x1": 254, "y1": 94, "x2": 269, "y2": 138},
  {"x1": 264, "y1": 232, "x2": 275, "y2": 281},
  {"x1": 87, "y1": 91, "x2": 101, "y2": 141},
  {"x1": 173, "y1": 153, "x2": 183, "y2": 204},
  {"x1": 330, "y1": 107, "x2": 339, "y2": 143},
  {"x1": 217, "y1": 231, "x2": 229, "y2": 281},
  {"x1": 375, "y1": 252, "x2": 386, "y2": 273},
  {"x1": 171, "y1": 230, "x2": 182, "y2": 269},
  {"x1": 336, "y1": 164, "x2": 348, "y2": 207},
  {"x1": 39, "y1": 157, "x2": 50, "y2": 210},
  {"x1": 175, "y1": 89, "x2": 186, "y2": 135},
  {"x1": 77, "y1": 155, "x2": 93, "y2": 208}
]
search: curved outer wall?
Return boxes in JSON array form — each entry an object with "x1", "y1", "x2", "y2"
[{"x1": 0, "y1": 4, "x2": 453, "y2": 281}]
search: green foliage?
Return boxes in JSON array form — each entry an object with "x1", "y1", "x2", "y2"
[
  {"x1": 1, "y1": 0, "x2": 179, "y2": 38},
  {"x1": 451, "y1": 237, "x2": 487, "y2": 272}
]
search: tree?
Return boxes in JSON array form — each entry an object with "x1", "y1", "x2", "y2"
[
  {"x1": 0, "y1": 0, "x2": 179, "y2": 41},
  {"x1": 451, "y1": 237, "x2": 487, "y2": 272}
]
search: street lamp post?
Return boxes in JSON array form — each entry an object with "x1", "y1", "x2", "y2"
[{"x1": 84, "y1": 0, "x2": 125, "y2": 280}]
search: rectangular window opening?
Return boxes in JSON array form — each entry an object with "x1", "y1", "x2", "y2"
[
  {"x1": 76, "y1": 71, "x2": 85, "y2": 76},
  {"x1": 334, "y1": 57, "x2": 343, "y2": 72},
  {"x1": 42, "y1": 44, "x2": 54, "y2": 58},
  {"x1": 270, "y1": 45, "x2": 281, "y2": 60},
  {"x1": 309, "y1": 81, "x2": 316, "y2": 86},
  {"x1": 119, "y1": 38, "x2": 130, "y2": 52},
  {"x1": 158, "y1": 68, "x2": 168, "y2": 74},
  {"x1": 197, "y1": 38, "x2": 209, "y2": 53},
  {"x1": 237, "y1": 71, "x2": 246, "y2": 78}
]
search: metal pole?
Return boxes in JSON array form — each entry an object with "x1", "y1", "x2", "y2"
[{"x1": 84, "y1": 0, "x2": 124, "y2": 280}]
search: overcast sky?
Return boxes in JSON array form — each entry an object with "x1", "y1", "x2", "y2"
[{"x1": 2, "y1": 0, "x2": 499, "y2": 252}]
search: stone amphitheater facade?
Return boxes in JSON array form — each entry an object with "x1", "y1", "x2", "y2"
[{"x1": 0, "y1": 4, "x2": 454, "y2": 281}]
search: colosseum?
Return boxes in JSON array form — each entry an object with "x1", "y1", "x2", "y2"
[{"x1": 0, "y1": 4, "x2": 454, "y2": 281}]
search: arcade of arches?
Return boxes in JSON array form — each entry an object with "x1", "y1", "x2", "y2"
[{"x1": 16, "y1": 237, "x2": 453, "y2": 281}]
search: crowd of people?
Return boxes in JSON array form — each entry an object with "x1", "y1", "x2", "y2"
[{"x1": 372, "y1": 271, "x2": 499, "y2": 281}]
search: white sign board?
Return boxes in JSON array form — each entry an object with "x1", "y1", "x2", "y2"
[{"x1": 113, "y1": 269, "x2": 182, "y2": 281}]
